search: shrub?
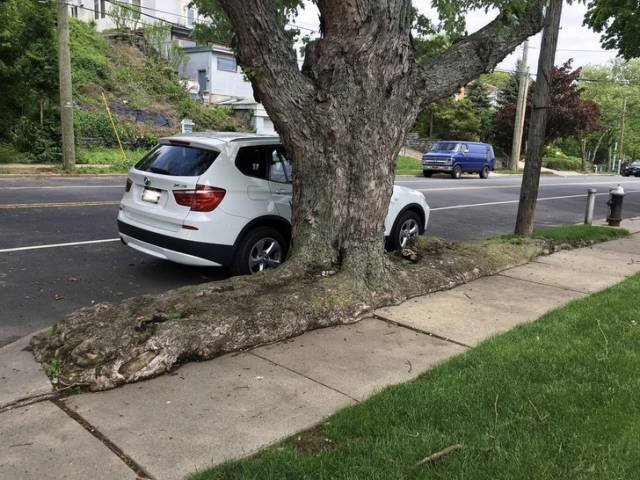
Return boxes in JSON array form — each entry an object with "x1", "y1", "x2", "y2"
[
  {"x1": 543, "y1": 155, "x2": 584, "y2": 171},
  {"x1": 11, "y1": 117, "x2": 60, "y2": 163},
  {"x1": 74, "y1": 109, "x2": 137, "y2": 147}
]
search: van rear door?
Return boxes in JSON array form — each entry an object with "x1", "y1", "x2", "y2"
[{"x1": 121, "y1": 143, "x2": 219, "y2": 233}]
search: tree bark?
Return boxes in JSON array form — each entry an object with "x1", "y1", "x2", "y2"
[
  {"x1": 515, "y1": 0, "x2": 563, "y2": 236},
  {"x1": 216, "y1": 0, "x2": 546, "y2": 278}
]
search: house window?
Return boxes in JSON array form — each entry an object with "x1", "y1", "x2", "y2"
[
  {"x1": 71, "y1": 6, "x2": 79, "y2": 18},
  {"x1": 94, "y1": 0, "x2": 99, "y2": 20},
  {"x1": 187, "y1": 7, "x2": 195, "y2": 27},
  {"x1": 131, "y1": 0, "x2": 141, "y2": 19},
  {"x1": 217, "y1": 56, "x2": 237, "y2": 72},
  {"x1": 100, "y1": 0, "x2": 106, "y2": 18}
]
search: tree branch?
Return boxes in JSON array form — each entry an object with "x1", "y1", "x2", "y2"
[
  {"x1": 216, "y1": 0, "x2": 313, "y2": 134},
  {"x1": 415, "y1": 2, "x2": 546, "y2": 105}
]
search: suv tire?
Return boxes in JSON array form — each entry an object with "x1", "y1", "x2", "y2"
[
  {"x1": 390, "y1": 210, "x2": 422, "y2": 251},
  {"x1": 231, "y1": 226, "x2": 288, "y2": 276}
]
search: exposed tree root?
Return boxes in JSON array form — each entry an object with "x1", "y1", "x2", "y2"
[{"x1": 30, "y1": 237, "x2": 547, "y2": 391}]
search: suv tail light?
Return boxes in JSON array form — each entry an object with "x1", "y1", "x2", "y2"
[
  {"x1": 173, "y1": 185, "x2": 226, "y2": 212},
  {"x1": 125, "y1": 178, "x2": 132, "y2": 192}
]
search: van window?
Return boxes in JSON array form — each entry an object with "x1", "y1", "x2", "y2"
[
  {"x1": 135, "y1": 145, "x2": 219, "y2": 177},
  {"x1": 431, "y1": 142, "x2": 459, "y2": 152},
  {"x1": 235, "y1": 146, "x2": 268, "y2": 179}
]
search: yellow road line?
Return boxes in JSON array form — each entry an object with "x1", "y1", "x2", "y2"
[{"x1": 0, "y1": 201, "x2": 120, "y2": 209}]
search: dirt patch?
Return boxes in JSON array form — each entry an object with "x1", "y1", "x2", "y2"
[{"x1": 287, "y1": 424, "x2": 337, "y2": 455}]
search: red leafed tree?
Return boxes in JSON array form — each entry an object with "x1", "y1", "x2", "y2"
[{"x1": 494, "y1": 60, "x2": 600, "y2": 152}]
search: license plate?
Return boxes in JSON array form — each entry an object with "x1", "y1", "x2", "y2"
[{"x1": 142, "y1": 188, "x2": 161, "y2": 204}]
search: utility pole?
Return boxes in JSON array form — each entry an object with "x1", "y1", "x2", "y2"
[
  {"x1": 57, "y1": 0, "x2": 75, "y2": 170},
  {"x1": 510, "y1": 40, "x2": 529, "y2": 172},
  {"x1": 515, "y1": 0, "x2": 563, "y2": 235},
  {"x1": 619, "y1": 96, "x2": 627, "y2": 164}
]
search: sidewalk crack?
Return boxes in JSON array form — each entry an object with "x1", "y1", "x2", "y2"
[
  {"x1": 248, "y1": 352, "x2": 360, "y2": 403},
  {"x1": 497, "y1": 272, "x2": 587, "y2": 294},
  {"x1": 51, "y1": 399, "x2": 154, "y2": 480},
  {"x1": 373, "y1": 314, "x2": 472, "y2": 349}
]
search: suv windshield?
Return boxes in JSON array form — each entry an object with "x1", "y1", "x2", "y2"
[
  {"x1": 135, "y1": 145, "x2": 219, "y2": 177},
  {"x1": 431, "y1": 142, "x2": 459, "y2": 152}
]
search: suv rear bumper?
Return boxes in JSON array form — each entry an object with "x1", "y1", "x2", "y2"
[{"x1": 118, "y1": 220, "x2": 233, "y2": 267}]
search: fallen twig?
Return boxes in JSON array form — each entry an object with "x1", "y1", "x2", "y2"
[{"x1": 415, "y1": 444, "x2": 464, "y2": 466}]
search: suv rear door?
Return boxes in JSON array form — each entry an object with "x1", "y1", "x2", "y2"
[{"x1": 122, "y1": 143, "x2": 219, "y2": 233}]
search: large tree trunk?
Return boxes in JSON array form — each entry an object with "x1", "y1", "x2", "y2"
[
  {"x1": 27, "y1": 1, "x2": 550, "y2": 392},
  {"x1": 218, "y1": 0, "x2": 545, "y2": 278}
]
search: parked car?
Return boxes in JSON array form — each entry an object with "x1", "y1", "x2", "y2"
[
  {"x1": 422, "y1": 141, "x2": 496, "y2": 179},
  {"x1": 118, "y1": 132, "x2": 430, "y2": 275},
  {"x1": 622, "y1": 160, "x2": 640, "y2": 177}
]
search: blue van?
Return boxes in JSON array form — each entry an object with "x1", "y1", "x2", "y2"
[{"x1": 422, "y1": 141, "x2": 496, "y2": 179}]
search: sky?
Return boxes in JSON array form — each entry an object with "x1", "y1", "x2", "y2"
[{"x1": 290, "y1": 1, "x2": 619, "y2": 74}]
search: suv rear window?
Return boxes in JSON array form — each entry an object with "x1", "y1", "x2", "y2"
[{"x1": 135, "y1": 145, "x2": 219, "y2": 177}]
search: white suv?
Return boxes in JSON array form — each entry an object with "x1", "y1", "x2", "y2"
[{"x1": 118, "y1": 132, "x2": 430, "y2": 275}]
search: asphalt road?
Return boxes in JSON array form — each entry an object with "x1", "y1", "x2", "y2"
[{"x1": 2, "y1": 172, "x2": 640, "y2": 346}]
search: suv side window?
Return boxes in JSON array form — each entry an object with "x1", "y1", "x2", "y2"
[
  {"x1": 235, "y1": 146, "x2": 267, "y2": 179},
  {"x1": 267, "y1": 146, "x2": 292, "y2": 184}
]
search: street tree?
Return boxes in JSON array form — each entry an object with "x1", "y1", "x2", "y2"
[
  {"x1": 31, "y1": 0, "x2": 553, "y2": 390},
  {"x1": 190, "y1": 0, "x2": 547, "y2": 281}
]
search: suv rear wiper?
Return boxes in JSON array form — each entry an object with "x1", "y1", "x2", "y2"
[{"x1": 149, "y1": 166, "x2": 171, "y2": 175}]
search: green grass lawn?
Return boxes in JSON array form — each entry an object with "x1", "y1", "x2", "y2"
[
  {"x1": 498, "y1": 225, "x2": 629, "y2": 246},
  {"x1": 532, "y1": 224, "x2": 629, "y2": 243},
  {"x1": 396, "y1": 155, "x2": 422, "y2": 176},
  {"x1": 190, "y1": 273, "x2": 640, "y2": 480},
  {"x1": 74, "y1": 147, "x2": 146, "y2": 173}
]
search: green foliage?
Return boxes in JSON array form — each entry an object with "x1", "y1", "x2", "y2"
[
  {"x1": 74, "y1": 110, "x2": 127, "y2": 146},
  {"x1": 11, "y1": 117, "x2": 61, "y2": 163},
  {"x1": 69, "y1": 19, "x2": 110, "y2": 96},
  {"x1": 0, "y1": 0, "x2": 58, "y2": 142},
  {"x1": 415, "y1": 98, "x2": 481, "y2": 141},
  {"x1": 480, "y1": 71, "x2": 511, "y2": 90},
  {"x1": 542, "y1": 154, "x2": 584, "y2": 171},
  {"x1": 580, "y1": 60, "x2": 640, "y2": 162},
  {"x1": 584, "y1": 0, "x2": 640, "y2": 59}
]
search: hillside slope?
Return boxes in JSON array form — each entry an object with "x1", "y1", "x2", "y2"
[{"x1": 70, "y1": 20, "x2": 249, "y2": 148}]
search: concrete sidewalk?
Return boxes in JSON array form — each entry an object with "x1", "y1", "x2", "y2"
[{"x1": 3, "y1": 219, "x2": 640, "y2": 480}]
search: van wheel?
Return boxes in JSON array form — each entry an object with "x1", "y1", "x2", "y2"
[
  {"x1": 391, "y1": 210, "x2": 422, "y2": 251},
  {"x1": 480, "y1": 166, "x2": 489, "y2": 179},
  {"x1": 423, "y1": 171, "x2": 432, "y2": 177},
  {"x1": 231, "y1": 226, "x2": 288, "y2": 276},
  {"x1": 451, "y1": 165, "x2": 462, "y2": 179}
]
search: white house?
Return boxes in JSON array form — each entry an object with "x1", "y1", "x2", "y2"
[{"x1": 68, "y1": 0, "x2": 198, "y2": 31}]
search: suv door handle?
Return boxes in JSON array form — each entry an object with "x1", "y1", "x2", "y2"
[{"x1": 275, "y1": 189, "x2": 290, "y2": 194}]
